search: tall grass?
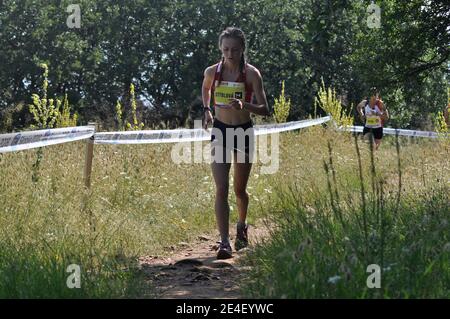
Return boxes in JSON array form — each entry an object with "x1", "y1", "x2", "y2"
[
  {"x1": 0, "y1": 139, "x2": 275, "y2": 297},
  {"x1": 0, "y1": 125, "x2": 448, "y2": 298},
  {"x1": 241, "y1": 130, "x2": 449, "y2": 298}
]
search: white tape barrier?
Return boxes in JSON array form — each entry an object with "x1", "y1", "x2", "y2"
[
  {"x1": 341, "y1": 125, "x2": 449, "y2": 139},
  {"x1": 93, "y1": 127, "x2": 211, "y2": 144},
  {"x1": 0, "y1": 126, "x2": 95, "y2": 153},
  {"x1": 93, "y1": 116, "x2": 332, "y2": 145},
  {"x1": 255, "y1": 116, "x2": 331, "y2": 136},
  {"x1": 1, "y1": 117, "x2": 445, "y2": 153},
  {"x1": 0, "y1": 118, "x2": 330, "y2": 152}
]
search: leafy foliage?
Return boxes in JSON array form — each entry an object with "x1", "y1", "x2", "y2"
[
  {"x1": 315, "y1": 79, "x2": 353, "y2": 128},
  {"x1": 0, "y1": 0, "x2": 448, "y2": 130},
  {"x1": 28, "y1": 64, "x2": 77, "y2": 129}
]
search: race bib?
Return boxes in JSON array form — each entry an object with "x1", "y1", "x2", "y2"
[
  {"x1": 366, "y1": 115, "x2": 381, "y2": 126},
  {"x1": 214, "y1": 81, "x2": 245, "y2": 107}
]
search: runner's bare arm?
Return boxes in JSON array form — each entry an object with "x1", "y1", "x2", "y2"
[
  {"x1": 356, "y1": 100, "x2": 366, "y2": 117},
  {"x1": 379, "y1": 100, "x2": 389, "y2": 121},
  {"x1": 202, "y1": 66, "x2": 215, "y2": 109},
  {"x1": 201, "y1": 66, "x2": 215, "y2": 129},
  {"x1": 242, "y1": 69, "x2": 270, "y2": 116},
  {"x1": 383, "y1": 108, "x2": 389, "y2": 121}
]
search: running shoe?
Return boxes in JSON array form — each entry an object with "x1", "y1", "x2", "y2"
[
  {"x1": 217, "y1": 241, "x2": 233, "y2": 259},
  {"x1": 235, "y1": 223, "x2": 249, "y2": 251}
]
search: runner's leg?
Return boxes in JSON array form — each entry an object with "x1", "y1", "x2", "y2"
[
  {"x1": 211, "y1": 154, "x2": 232, "y2": 244},
  {"x1": 232, "y1": 155, "x2": 252, "y2": 225},
  {"x1": 374, "y1": 139, "x2": 382, "y2": 150}
]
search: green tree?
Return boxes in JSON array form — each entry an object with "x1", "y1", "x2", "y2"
[{"x1": 0, "y1": 0, "x2": 448, "y2": 131}]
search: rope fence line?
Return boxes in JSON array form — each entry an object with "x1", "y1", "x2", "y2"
[
  {"x1": 340, "y1": 125, "x2": 448, "y2": 138},
  {"x1": 0, "y1": 116, "x2": 332, "y2": 152},
  {"x1": 0, "y1": 116, "x2": 447, "y2": 188},
  {"x1": 0, "y1": 126, "x2": 96, "y2": 154},
  {"x1": 93, "y1": 116, "x2": 331, "y2": 144}
]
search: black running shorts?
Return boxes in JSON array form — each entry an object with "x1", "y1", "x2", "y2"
[
  {"x1": 363, "y1": 126, "x2": 383, "y2": 140},
  {"x1": 211, "y1": 119, "x2": 255, "y2": 163}
]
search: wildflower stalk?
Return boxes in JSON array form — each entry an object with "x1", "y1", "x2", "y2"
[
  {"x1": 354, "y1": 135, "x2": 369, "y2": 260},
  {"x1": 314, "y1": 79, "x2": 353, "y2": 128},
  {"x1": 273, "y1": 81, "x2": 291, "y2": 123},
  {"x1": 125, "y1": 83, "x2": 144, "y2": 131}
]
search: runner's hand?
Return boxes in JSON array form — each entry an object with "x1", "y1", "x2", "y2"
[
  {"x1": 359, "y1": 113, "x2": 365, "y2": 122},
  {"x1": 203, "y1": 110, "x2": 213, "y2": 130},
  {"x1": 229, "y1": 98, "x2": 243, "y2": 110}
]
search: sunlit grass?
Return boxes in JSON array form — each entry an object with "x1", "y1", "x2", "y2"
[
  {"x1": 241, "y1": 127, "x2": 450, "y2": 298},
  {"x1": 0, "y1": 125, "x2": 448, "y2": 298}
]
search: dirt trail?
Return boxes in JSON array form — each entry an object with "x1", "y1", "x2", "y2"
[{"x1": 139, "y1": 223, "x2": 271, "y2": 299}]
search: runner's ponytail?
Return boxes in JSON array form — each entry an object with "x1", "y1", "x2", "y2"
[
  {"x1": 217, "y1": 56, "x2": 225, "y2": 87},
  {"x1": 239, "y1": 54, "x2": 245, "y2": 75}
]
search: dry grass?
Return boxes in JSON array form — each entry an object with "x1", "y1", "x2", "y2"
[{"x1": 0, "y1": 126, "x2": 448, "y2": 297}]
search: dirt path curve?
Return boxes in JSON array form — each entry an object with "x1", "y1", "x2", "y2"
[{"x1": 139, "y1": 222, "x2": 271, "y2": 299}]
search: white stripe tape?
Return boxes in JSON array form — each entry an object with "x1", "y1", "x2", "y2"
[
  {"x1": 94, "y1": 129, "x2": 212, "y2": 144},
  {"x1": 93, "y1": 116, "x2": 331, "y2": 145},
  {"x1": 0, "y1": 126, "x2": 95, "y2": 153},
  {"x1": 255, "y1": 116, "x2": 331, "y2": 136},
  {"x1": 0, "y1": 118, "x2": 444, "y2": 153},
  {"x1": 341, "y1": 126, "x2": 448, "y2": 139}
]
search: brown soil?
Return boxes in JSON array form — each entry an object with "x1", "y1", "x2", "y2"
[{"x1": 139, "y1": 222, "x2": 271, "y2": 299}]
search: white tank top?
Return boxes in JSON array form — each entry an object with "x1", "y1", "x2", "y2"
[{"x1": 365, "y1": 104, "x2": 382, "y2": 128}]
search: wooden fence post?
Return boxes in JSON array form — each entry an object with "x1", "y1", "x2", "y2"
[{"x1": 83, "y1": 122, "x2": 96, "y2": 189}]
